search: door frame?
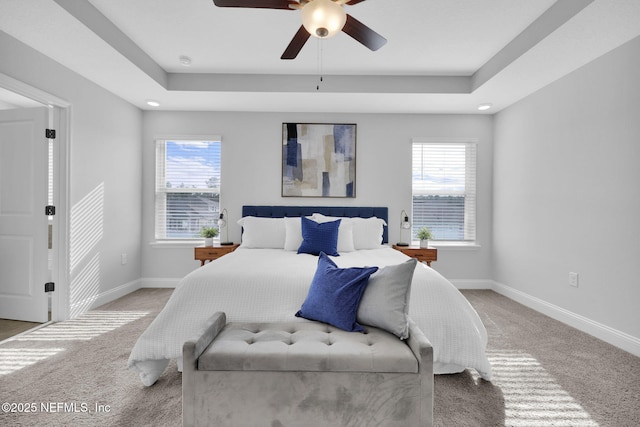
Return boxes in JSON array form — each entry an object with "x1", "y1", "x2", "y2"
[{"x1": 0, "y1": 72, "x2": 71, "y2": 322}]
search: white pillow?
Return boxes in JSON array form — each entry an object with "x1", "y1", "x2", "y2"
[
  {"x1": 313, "y1": 214, "x2": 385, "y2": 250},
  {"x1": 284, "y1": 217, "x2": 303, "y2": 251},
  {"x1": 237, "y1": 216, "x2": 285, "y2": 249},
  {"x1": 310, "y1": 214, "x2": 355, "y2": 252},
  {"x1": 350, "y1": 217, "x2": 386, "y2": 249}
]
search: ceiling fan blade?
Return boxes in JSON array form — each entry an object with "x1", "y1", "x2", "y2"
[
  {"x1": 345, "y1": 0, "x2": 367, "y2": 5},
  {"x1": 212, "y1": 0, "x2": 297, "y2": 10},
  {"x1": 342, "y1": 14, "x2": 386, "y2": 51},
  {"x1": 281, "y1": 26, "x2": 311, "y2": 59}
]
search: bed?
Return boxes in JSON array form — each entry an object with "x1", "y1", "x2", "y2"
[{"x1": 128, "y1": 206, "x2": 492, "y2": 386}]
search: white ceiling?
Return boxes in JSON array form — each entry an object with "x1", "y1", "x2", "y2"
[{"x1": 0, "y1": 0, "x2": 639, "y2": 113}]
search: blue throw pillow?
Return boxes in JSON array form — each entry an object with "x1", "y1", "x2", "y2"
[
  {"x1": 295, "y1": 252, "x2": 378, "y2": 332},
  {"x1": 297, "y1": 216, "x2": 341, "y2": 256}
]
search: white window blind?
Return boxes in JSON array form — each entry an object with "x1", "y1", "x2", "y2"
[
  {"x1": 155, "y1": 139, "x2": 221, "y2": 239},
  {"x1": 412, "y1": 139, "x2": 477, "y2": 242}
]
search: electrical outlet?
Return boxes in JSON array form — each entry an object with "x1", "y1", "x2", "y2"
[
  {"x1": 121, "y1": 253, "x2": 128, "y2": 265},
  {"x1": 569, "y1": 272, "x2": 579, "y2": 287}
]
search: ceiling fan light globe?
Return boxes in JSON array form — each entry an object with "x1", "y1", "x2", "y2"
[{"x1": 301, "y1": 0, "x2": 346, "y2": 39}]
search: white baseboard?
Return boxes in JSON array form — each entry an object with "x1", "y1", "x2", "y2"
[
  {"x1": 68, "y1": 278, "x2": 177, "y2": 318},
  {"x1": 492, "y1": 281, "x2": 640, "y2": 358},
  {"x1": 139, "y1": 277, "x2": 181, "y2": 288},
  {"x1": 75, "y1": 279, "x2": 142, "y2": 314}
]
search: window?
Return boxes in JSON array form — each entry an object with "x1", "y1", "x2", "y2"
[
  {"x1": 412, "y1": 139, "x2": 477, "y2": 242},
  {"x1": 155, "y1": 138, "x2": 221, "y2": 240}
]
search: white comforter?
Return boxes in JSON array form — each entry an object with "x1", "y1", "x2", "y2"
[{"x1": 128, "y1": 247, "x2": 492, "y2": 385}]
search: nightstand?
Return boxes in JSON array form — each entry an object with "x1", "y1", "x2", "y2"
[
  {"x1": 392, "y1": 244, "x2": 438, "y2": 266},
  {"x1": 194, "y1": 243, "x2": 239, "y2": 266}
]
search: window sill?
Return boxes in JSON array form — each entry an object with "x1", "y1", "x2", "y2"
[
  {"x1": 150, "y1": 240, "x2": 210, "y2": 248},
  {"x1": 417, "y1": 241, "x2": 481, "y2": 250}
]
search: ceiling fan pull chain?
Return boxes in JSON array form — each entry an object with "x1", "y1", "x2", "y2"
[{"x1": 317, "y1": 38, "x2": 324, "y2": 91}]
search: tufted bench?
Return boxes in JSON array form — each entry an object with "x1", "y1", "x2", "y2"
[{"x1": 182, "y1": 312, "x2": 433, "y2": 427}]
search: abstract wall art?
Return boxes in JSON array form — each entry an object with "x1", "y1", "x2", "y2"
[{"x1": 282, "y1": 123, "x2": 356, "y2": 198}]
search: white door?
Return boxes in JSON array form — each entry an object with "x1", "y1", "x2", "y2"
[{"x1": 0, "y1": 107, "x2": 49, "y2": 322}]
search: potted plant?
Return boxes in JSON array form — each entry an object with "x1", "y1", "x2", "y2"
[
  {"x1": 416, "y1": 226, "x2": 433, "y2": 248},
  {"x1": 200, "y1": 226, "x2": 219, "y2": 247}
]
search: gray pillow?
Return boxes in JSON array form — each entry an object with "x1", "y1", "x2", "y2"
[{"x1": 356, "y1": 259, "x2": 418, "y2": 339}]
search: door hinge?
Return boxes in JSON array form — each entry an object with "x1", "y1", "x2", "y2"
[
  {"x1": 44, "y1": 282, "x2": 55, "y2": 293},
  {"x1": 45, "y1": 129, "x2": 56, "y2": 139},
  {"x1": 45, "y1": 205, "x2": 56, "y2": 216}
]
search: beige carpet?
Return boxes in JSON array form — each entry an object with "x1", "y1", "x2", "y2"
[{"x1": 0, "y1": 288, "x2": 638, "y2": 426}]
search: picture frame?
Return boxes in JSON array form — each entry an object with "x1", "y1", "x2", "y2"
[{"x1": 282, "y1": 123, "x2": 356, "y2": 198}]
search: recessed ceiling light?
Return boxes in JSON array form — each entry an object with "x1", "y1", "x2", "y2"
[
  {"x1": 179, "y1": 55, "x2": 192, "y2": 66},
  {"x1": 477, "y1": 103, "x2": 493, "y2": 111},
  {"x1": 146, "y1": 100, "x2": 160, "y2": 107}
]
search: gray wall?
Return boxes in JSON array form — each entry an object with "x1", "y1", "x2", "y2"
[
  {"x1": 141, "y1": 112, "x2": 494, "y2": 283},
  {"x1": 493, "y1": 35, "x2": 640, "y2": 339},
  {"x1": 0, "y1": 31, "x2": 143, "y2": 318}
]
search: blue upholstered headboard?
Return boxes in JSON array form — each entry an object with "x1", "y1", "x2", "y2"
[{"x1": 242, "y1": 206, "x2": 389, "y2": 244}]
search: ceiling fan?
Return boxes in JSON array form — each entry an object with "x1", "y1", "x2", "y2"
[{"x1": 212, "y1": 0, "x2": 387, "y2": 59}]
